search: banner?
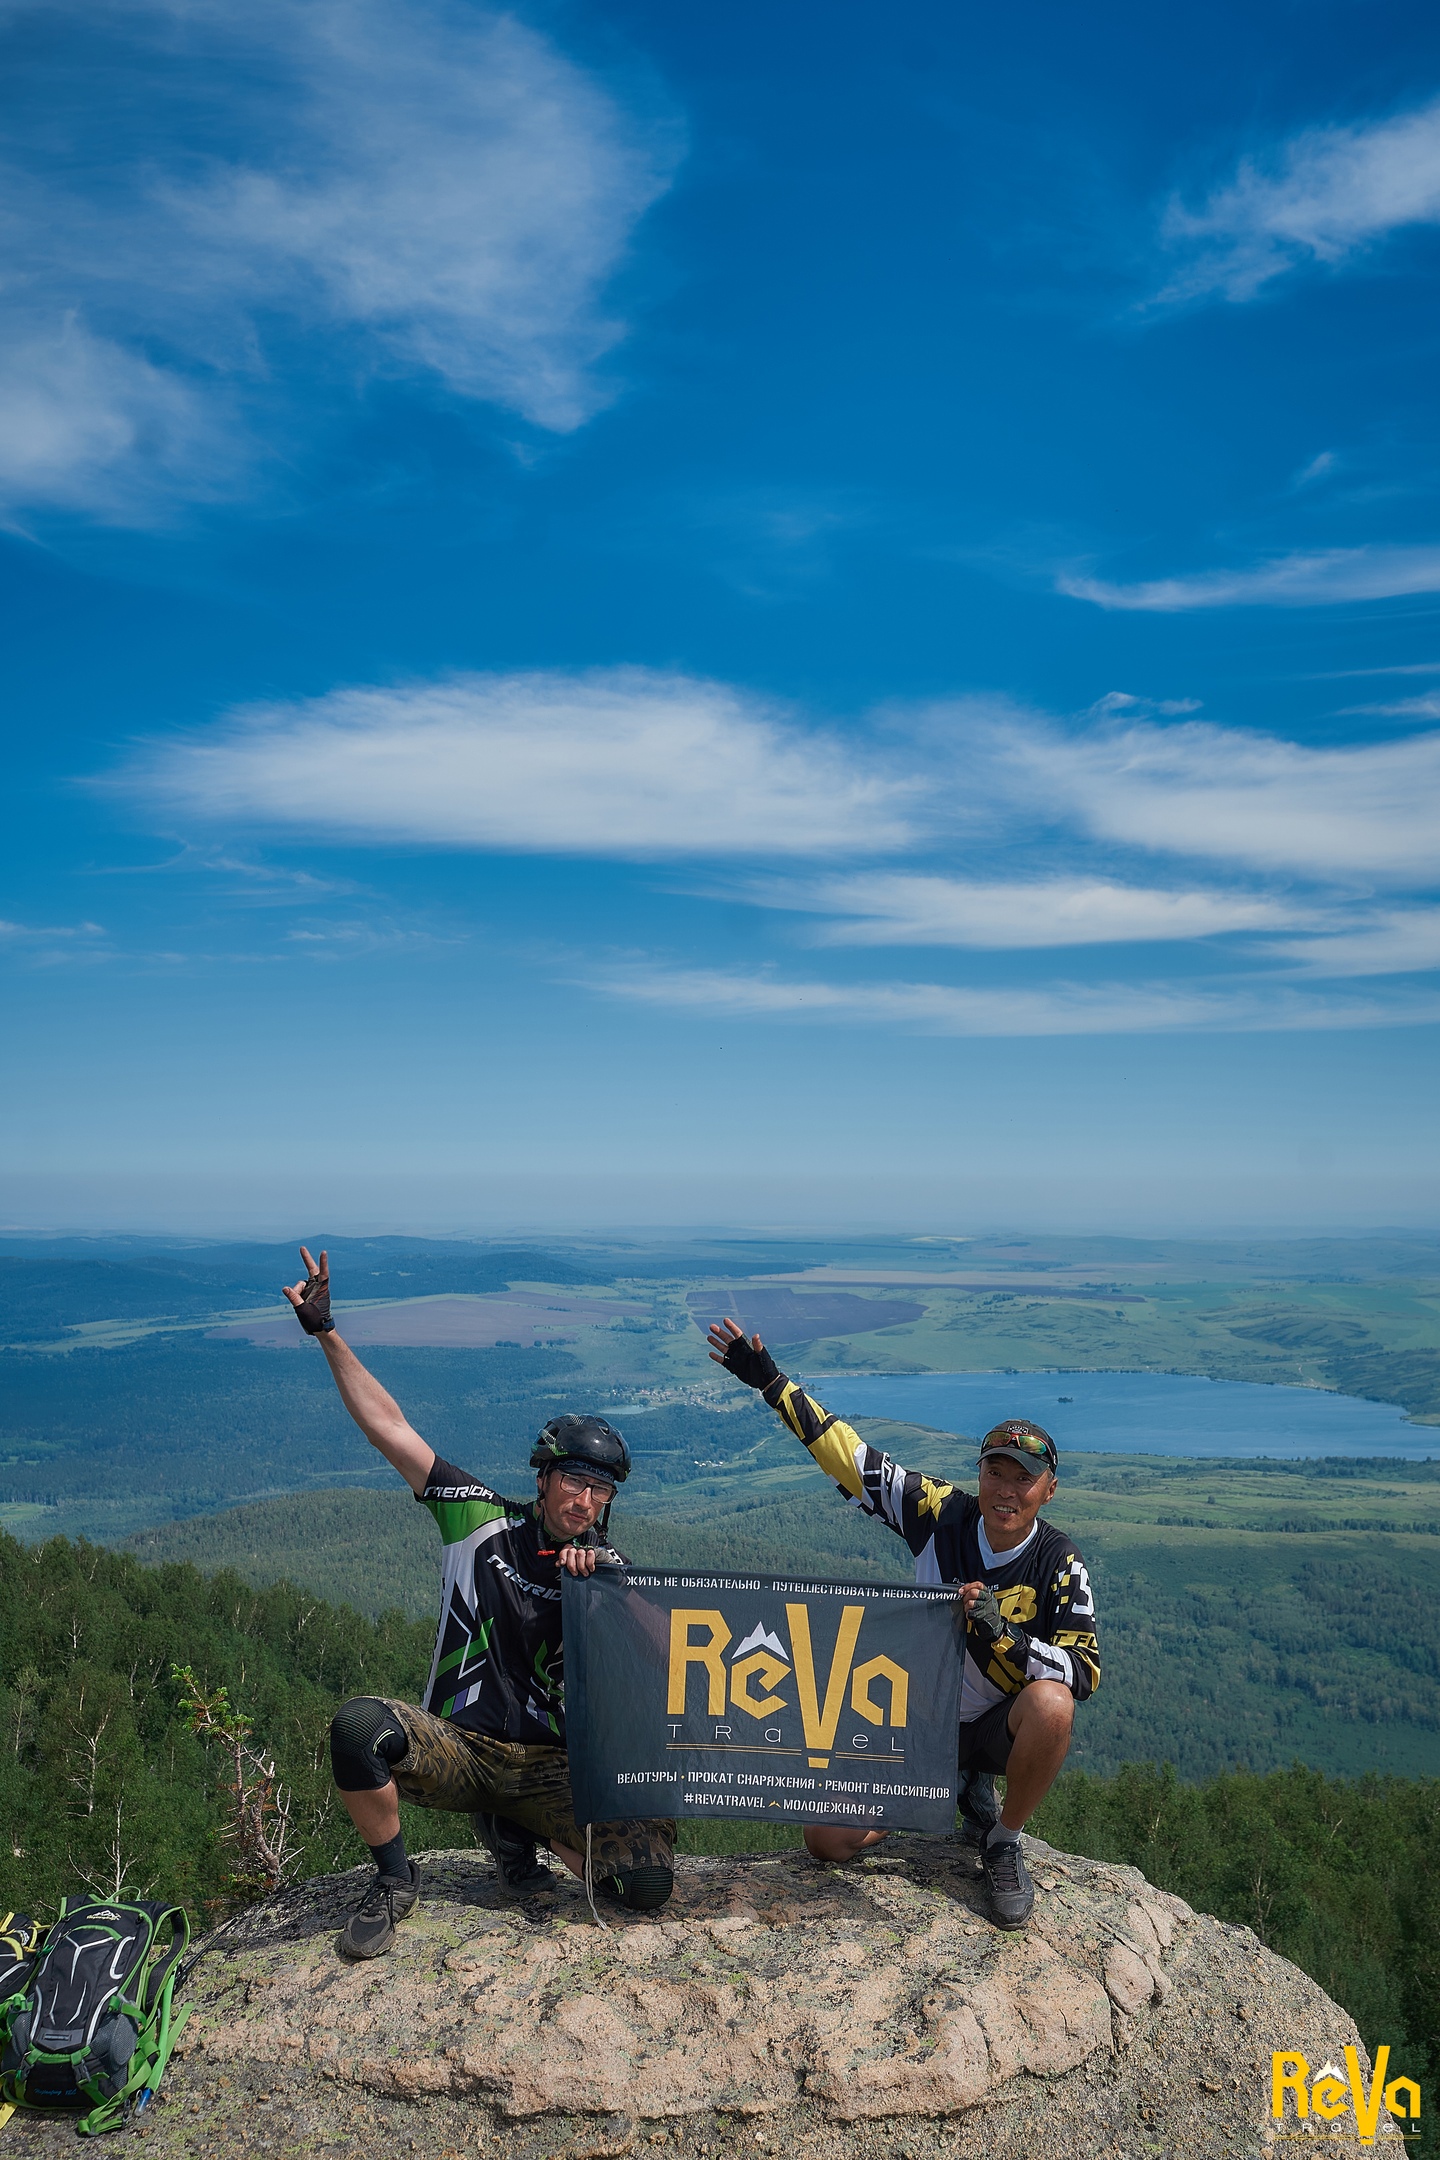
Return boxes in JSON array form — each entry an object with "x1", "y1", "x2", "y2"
[{"x1": 563, "y1": 1567, "x2": 964, "y2": 1832}]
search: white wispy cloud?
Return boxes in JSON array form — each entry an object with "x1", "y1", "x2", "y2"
[
  {"x1": 1292, "y1": 451, "x2": 1337, "y2": 489},
  {"x1": 1059, "y1": 545, "x2": 1440, "y2": 612},
  {"x1": 121, "y1": 669, "x2": 920, "y2": 859},
  {"x1": 1087, "y1": 691, "x2": 1203, "y2": 717},
  {"x1": 590, "y1": 961, "x2": 1440, "y2": 1037},
  {"x1": 112, "y1": 668, "x2": 1440, "y2": 1033},
  {"x1": 121, "y1": 670, "x2": 1440, "y2": 884},
  {"x1": 985, "y1": 711, "x2": 1440, "y2": 881},
  {"x1": 1340, "y1": 693, "x2": 1440, "y2": 720},
  {"x1": 0, "y1": 0, "x2": 677, "y2": 517},
  {"x1": 1309, "y1": 662, "x2": 1440, "y2": 679},
  {"x1": 0, "y1": 916, "x2": 110, "y2": 967},
  {"x1": 750, "y1": 873, "x2": 1311, "y2": 949},
  {"x1": 1267, "y1": 908, "x2": 1440, "y2": 978},
  {"x1": 0, "y1": 319, "x2": 237, "y2": 525},
  {"x1": 1159, "y1": 94, "x2": 1440, "y2": 302},
  {"x1": 0, "y1": 918, "x2": 105, "y2": 940},
  {"x1": 282, "y1": 916, "x2": 458, "y2": 958}
]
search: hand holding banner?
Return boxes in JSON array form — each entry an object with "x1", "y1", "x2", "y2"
[{"x1": 563, "y1": 1569, "x2": 964, "y2": 1832}]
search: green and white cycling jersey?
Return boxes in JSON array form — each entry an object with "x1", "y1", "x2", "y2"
[{"x1": 416, "y1": 1455, "x2": 617, "y2": 1745}]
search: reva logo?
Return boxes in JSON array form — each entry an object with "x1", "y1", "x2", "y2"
[
  {"x1": 1272, "y1": 2048, "x2": 1421, "y2": 2144},
  {"x1": 667, "y1": 1602, "x2": 909, "y2": 1768}
]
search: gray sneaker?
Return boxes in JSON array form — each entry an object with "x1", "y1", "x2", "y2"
[
  {"x1": 337, "y1": 1859, "x2": 421, "y2": 1959},
  {"x1": 956, "y1": 1771, "x2": 999, "y2": 1871},
  {"x1": 980, "y1": 1834, "x2": 1034, "y2": 1929},
  {"x1": 471, "y1": 1811, "x2": 555, "y2": 1897}
]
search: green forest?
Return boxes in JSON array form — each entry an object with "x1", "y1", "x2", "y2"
[{"x1": 1, "y1": 1529, "x2": 1434, "y2": 2150}]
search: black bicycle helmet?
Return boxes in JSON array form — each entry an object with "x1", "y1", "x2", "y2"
[{"x1": 530, "y1": 1414, "x2": 631, "y2": 1485}]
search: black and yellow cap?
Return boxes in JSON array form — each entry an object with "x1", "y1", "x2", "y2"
[{"x1": 979, "y1": 1419, "x2": 1058, "y2": 1475}]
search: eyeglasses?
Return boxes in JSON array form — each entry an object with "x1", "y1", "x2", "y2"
[{"x1": 555, "y1": 1470, "x2": 617, "y2": 1501}]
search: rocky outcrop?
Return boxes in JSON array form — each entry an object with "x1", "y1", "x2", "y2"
[{"x1": 6, "y1": 1839, "x2": 1374, "y2": 2158}]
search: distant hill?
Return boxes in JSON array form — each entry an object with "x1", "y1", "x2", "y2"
[
  {"x1": 0, "y1": 1239, "x2": 605, "y2": 1343},
  {"x1": 0, "y1": 1256, "x2": 275, "y2": 1341}
]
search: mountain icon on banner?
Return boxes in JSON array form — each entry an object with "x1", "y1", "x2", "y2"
[{"x1": 731, "y1": 1623, "x2": 789, "y2": 1663}]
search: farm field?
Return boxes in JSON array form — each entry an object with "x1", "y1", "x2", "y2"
[
  {"x1": 2, "y1": 1229, "x2": 1438, "y2": 1405},
  {"x1": 209, "y1": 1287, "x2": 649, "y2": 1350}
]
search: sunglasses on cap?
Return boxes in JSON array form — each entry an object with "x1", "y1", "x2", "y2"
[{"x1": 978, "y1": 1421, "x2": 1058, "y2": 1473}]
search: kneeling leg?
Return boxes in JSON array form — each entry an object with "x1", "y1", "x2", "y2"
[
  {"x1": 998, "y1": 1680, "x2": 1074, "y2": 1830},
  {"x1": 330, "y1": 1695, "x2": 409, "y2": 1850}
]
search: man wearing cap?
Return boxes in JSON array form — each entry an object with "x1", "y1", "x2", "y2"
[
  {"x1": 284, "y1": 1246, "x2": 676, "y2": 1959},
  {"x1": 707, "y1": 1319, "x2": 1100, "y2": 1928}
]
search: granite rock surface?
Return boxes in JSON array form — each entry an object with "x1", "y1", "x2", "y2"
[{"x1": 3, "y1": 1838, "x2": 1384, "y2": 2158}]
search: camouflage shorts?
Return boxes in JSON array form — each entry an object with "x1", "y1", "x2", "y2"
[{"x1": 378, "y1": 1698, "x2": 675, "y2": 1876}]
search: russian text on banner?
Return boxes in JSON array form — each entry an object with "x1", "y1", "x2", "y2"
[{"x1": 563, "y1": 1568, "x2": 964, "y2": 1832}]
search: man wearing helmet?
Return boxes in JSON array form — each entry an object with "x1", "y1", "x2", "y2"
[
  {"x1": 707, "y1": 1319, "x2": 1100, "y2": 1930},
  {"x1": 284, "y1": 1248, "x2": 675, "y2": 1959}
]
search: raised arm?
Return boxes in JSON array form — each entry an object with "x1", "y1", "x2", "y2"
[
  {"x1": 706, "y1": 1317, "x2": 955, "y2": 1560},
  {"x1": 284, "y1": 1247, "x2": 435, "y2": 1496}
]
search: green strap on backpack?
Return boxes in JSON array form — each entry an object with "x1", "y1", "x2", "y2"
[{"x1": 0, "y1": 1897, "x2": 190, "y2": 2137}]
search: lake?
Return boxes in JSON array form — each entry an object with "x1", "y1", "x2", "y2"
[{"x1": 801, "y1": 1369, "x2": 1435, "y2": 1460}]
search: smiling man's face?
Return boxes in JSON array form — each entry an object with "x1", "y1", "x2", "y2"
[{"x1": 977, "y1": 1453, "x2": 1057, "y2": 1551}]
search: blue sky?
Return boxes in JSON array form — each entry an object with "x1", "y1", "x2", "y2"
[{"x1": 3, "y1": 0, "x2": 1440, "y2": 1235}]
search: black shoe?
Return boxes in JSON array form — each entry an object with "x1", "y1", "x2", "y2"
[
  {"x1": 337, "y1": 1859, "x2": 421, "y2": 1960},
  {"x1": 472, "y1": 1811, "x2": 554, "y2": 1896},
  {"x1": 981, "y1": 1833, "x2": 1034, "y2": 1929}
]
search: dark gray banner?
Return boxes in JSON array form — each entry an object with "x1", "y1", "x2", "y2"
[{"x1": 563, "y1": 1567, "x2": 964, "y2": 1832}]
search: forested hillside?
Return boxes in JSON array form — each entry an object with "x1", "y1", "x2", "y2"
[
  {"x1": 0, "y1": 1338, "x2": 590, "y2": 1541},
  {"x1": 1, "y1": 1528, "x2": 1434, "y2": 2151},
  {"x1": 120, "y1": 1478, "x2": 918, "y2": 1613},
  {"x1": 0, "y1": 1531, "x2": 433, "y2": 1921},
  {"x1": 0, "y1": 1336, "x2": 793, "y2": 1544}
]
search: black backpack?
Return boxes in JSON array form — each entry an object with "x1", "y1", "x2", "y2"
[{"x1": 0, "y1": 1898, "x2": 189, "y2": 2137}]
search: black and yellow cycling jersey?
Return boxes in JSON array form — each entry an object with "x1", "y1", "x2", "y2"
[{"x1": 760, "y1": 1372, "x2": 1101, "y2": 1725}]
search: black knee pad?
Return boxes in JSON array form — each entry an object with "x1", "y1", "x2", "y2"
[
  {"x1": 600, "y1": 1864, "x2": 673, "y2": 1912},
  {"x1": 330, "y1": 1697, "x2": 408, "y2": 1791}
]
